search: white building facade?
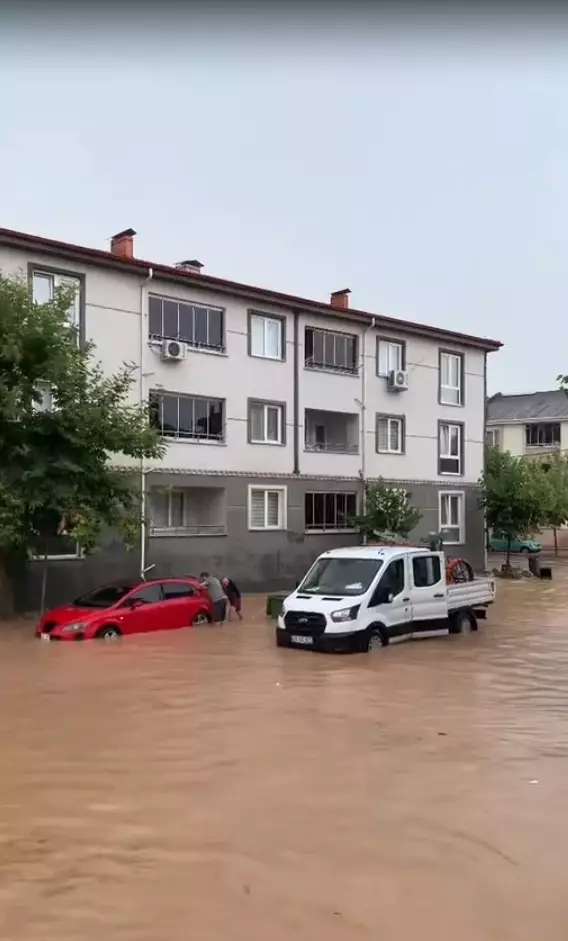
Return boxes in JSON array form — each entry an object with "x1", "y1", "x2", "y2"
[{"x1": 0, "y1": 226, "x2": 501, "y2": 602}]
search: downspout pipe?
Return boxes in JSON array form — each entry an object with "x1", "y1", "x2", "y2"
[
  {"x1": 360, "y1": 317, "x2": 376, "y2": 544},
  {"x1": 140, "y1": 267, "x2": 153, "y2": 580}
]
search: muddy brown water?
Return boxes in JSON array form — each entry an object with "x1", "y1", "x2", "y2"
[{"x1": 0, "y1": 575, "x2": 568, "y2": 940}]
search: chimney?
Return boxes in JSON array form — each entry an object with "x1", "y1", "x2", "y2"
[
  {"x1": 330, "y1": 288, "x2": 351, "y2": 310},
  {"x1": 110, "y1": 228, "x2": 136, "y2": 260},
  {"x1": 175, "y1": 259, "x2": 204, "y2": 275}
]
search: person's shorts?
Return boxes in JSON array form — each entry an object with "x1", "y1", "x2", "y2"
[{"x1": 212, "y1": 598, "x2": 228, "y2": 622}]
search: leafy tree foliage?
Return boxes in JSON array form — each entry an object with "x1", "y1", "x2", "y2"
[
  {"x1": 0, "y1": 274, "x2": 164, "y2": 614},
  {"x1": 352, "y1": 479, "x2": 423, "y2": 541}
]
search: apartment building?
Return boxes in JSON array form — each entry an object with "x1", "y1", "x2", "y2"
[
  {"x1": 487, "y1": 391, "x2": 568, "y2": 459},
  {"x1": 0, "y1": 226, "x2": 501, "y2": 603}
]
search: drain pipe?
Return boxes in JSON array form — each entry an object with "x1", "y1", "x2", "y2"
[
  {"x1": 360, "y1": 317, "x2": 376, "y2": 545},
  {"x1": 139, "y1": 267, "x2": 153, "y2": 580}
]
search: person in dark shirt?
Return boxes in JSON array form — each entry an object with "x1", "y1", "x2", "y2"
[{"x1": 221, "y1": 577, "x2": 242, "y2": 620}]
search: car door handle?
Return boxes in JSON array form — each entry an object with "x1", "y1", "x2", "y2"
[
  {"x1": 433, "y1": 593, "x2": 444, "y2": 598},
  {"x1": 402, "y1": 597, "x2": 410, "y2": 602}
]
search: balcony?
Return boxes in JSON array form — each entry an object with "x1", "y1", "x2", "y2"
[
  {"x1": 304, "y1": 409, "x2": 359, "y2": 455},
  {"x1": 149, "y1": 486, "x2": 226, "y2": 536}
]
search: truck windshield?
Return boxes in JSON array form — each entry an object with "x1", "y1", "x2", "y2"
[{"x1": 299, "y1": 558, "x2": 383, "y2": 596}]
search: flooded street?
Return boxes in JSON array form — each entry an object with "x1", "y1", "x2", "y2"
[{"x1": 1, "y1": 575, "x2": 568, "y2": 940}]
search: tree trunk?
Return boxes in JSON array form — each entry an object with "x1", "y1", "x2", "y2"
[
  {"x1": 40, "y1": 553, "x2": 49, "y2": 616},
  {"x1": 554, "y1": 527, "x2": 558, "y2": 556},
  {"x1": 0, "y1": 553, "x2": 16, "y2": 620}
]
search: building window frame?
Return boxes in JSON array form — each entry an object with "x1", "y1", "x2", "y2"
[
  {"x1": 247, "y1": 310, "x2": 286, "y2": 361},
  {"x1": 486, "y1": 427, "x2": 501, "y2": 448},
  {"x1": 376, "y1": 413, "x2": 405, "y2": 454},
  {"x1": 438, "y1": 490, "x2": 465, "y2": 545},
  {"x1": 29, "y1": 263, "x2": 84, "y2": 339},
  {"x1": 525, "y1": 422, "x2": 561, "y2": 449},
  {"x1": 439, "y1": 349, "x2": 465, "y2": 407},
  {"x1": 248, "y1": 399, "x2": 286, "y2": 446},
  {"x1": 149, "y1": 390, "x2": 225, "y2": 444},
  {"x1": 438, "y1": 420, "x2": 464, "y2": 476},
  {"x1": 148, "y1": 293, "x2": 225, "y2": 354},
  {"x1": 148, "y1": 487, "x2": 226, "y2": 536},
  {"x1": 376, "y1": 338, "x2": 406, "y2": 377},
  {"x1": 247, "y1": 485, "x2": 287, "y2": 531},
  {"x1": 304, "y1": 326, "x2": 358, "y2": 375},
  {"x1": 304, "y1": 491, "x2": 358, "y2": 533}
]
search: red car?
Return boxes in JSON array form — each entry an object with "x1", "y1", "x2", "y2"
[{"x1": 36, "y1": 577, "x2": 213, "y2": 642}]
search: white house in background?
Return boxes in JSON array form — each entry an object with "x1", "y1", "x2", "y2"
[
  {"x1": 0, "y1": 225, "x2": 501, "y2": 605},
  {"x1": 486, "y1": 391, "x2": 568, "y2": 458}
]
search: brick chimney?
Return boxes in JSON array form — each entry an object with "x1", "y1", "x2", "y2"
[
  {"x1": 175, "y1": 259, "x2": 204, "y2": 275},
  {"x1": 330, "y1": 288, "x2": 351, "y2": 310},
  {"x1": 110, "y1": 228, "x2": 136, "y2": 260}
]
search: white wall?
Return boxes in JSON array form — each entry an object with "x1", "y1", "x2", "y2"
[{"x1": 0, "y1": 243, "x2": 488, "y2": 484}]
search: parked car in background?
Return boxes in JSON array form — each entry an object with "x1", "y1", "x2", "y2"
[
  {"x1": 36, "y1": 578, "x2": 213, "y2": 642},
  {"x1": 489, "y1": 531, "x2": 542, "y2": 554}
]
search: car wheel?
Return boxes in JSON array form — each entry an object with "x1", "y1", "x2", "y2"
[
  {"x1": 520, "y1": 546, "x2": 530, "y2": 553},
  {"x1": 451, "y1": 611, "x2": 477, "y2": 634},
  {"x1": 97, "y1": 626, "x2": 121, "y2": 641},
  {"x1": 364, "y1": 629, "x2": 385, "y2": 653},
  {"x1": 192, "y1": 611, "x2": 212, "y2": 626}
]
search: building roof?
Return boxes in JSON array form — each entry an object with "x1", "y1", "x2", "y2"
[
  {"x1": 487, "y1": 390, "x2": 568, "y2": 424},
  {"x1": 0, "y1": 225, "x2": 502, "y2": 352}
]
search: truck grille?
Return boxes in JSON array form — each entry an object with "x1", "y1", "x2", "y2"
[{"x1": 283, "y1": 611, "x2": 327, "y2": 637}]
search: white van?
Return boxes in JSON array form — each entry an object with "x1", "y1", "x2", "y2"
[{"x1": 276, "y1": 545, "x2": 495, "y2": 653}]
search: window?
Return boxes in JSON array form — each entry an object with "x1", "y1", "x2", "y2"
[
  {"x1": 32, "y1": 270, "x2": 80, "y2": 328},
  {"x1": 439, "y1": 422, "x2": 463, "y2": 475},
  {"x1": 380, "y1": 558, "x2": 406, "y2": 597},
  {"x1": 486, "y1": 428, "x2": 501, "y2": 448},
  {"x1": 525, "y1": 423, "x2": 561, "y2": 448},
  {"x1": 31, "y1": 533, "x2": 81, "y2": 561},
  {"x1": 149, "y1": 487, "x2": 226, "y2": 536},
  {"x1": 377, "y1": 339, "x2": 405, "y2": 377},
  {"x1": 439, "y1": 491, "x2": 465, "y2": 545},
  {"x1": 299, "y1": 557, "x2": 383, "y2": 596},
  {"x1": 249, "y1": 313, "x2": 284, "y2": 360},
  {"x1": 412, "y1": 555, "x2": 442, "y2": 588},
  {"x1": 33, "y1": 382, "x2": 53, "y2": 413},
  {"x1": 148, "y1": 294, "x2": 224, "y2": 352},
  {"x1": 161, "y1": 582, "x2": 196, "y2": 600},
  {"x1": 304, "y1": 327, "x2": 358, "y2": 374},
  {"x1": 249, "y1": 400, "x2": 285, "y2": 445},
  {"x1": 439, "y1": 351, "x2": 464, "y2": 406},
  {"x1": 123, "y1": 584, "x2": 163, "y2": 606},
  {"x1": 74, "y1": 585, "x2": 137, "y2": 608},
  {"x1": 304, "y1": 492, "x2": 357, "y2": 531},
  {"x1": 376, "y1": 415, "x2": 405, "y2": 454},
  {"x1": 149, "y1": 391, "x2": 224, "y2": 442},
  {"x1": 248, "y1": 486, "x2": 287, "y2": 530}
]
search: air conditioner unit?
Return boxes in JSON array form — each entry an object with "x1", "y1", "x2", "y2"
[
  {"x1": 161, "y1": 339, "x2": 187, "y2": 362},
  {"x1": 387, "y1": 369, "x2": 409, "y2": 392}
]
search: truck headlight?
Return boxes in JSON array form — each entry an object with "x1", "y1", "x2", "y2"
[{"x1": 330, "y1": 605, "x2": 360, "y2": 623}]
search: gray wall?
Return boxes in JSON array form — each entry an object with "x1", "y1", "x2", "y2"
[{"x1": 22, "y1": 476, "x2": 484, "y2": 611}]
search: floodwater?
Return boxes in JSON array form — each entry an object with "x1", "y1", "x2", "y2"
[{"x1": 1, "y1": 575, "x2": 568, "y2": 941}]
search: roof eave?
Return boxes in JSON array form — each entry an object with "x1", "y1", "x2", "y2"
[{"x1": 0, "y1": 227, "x2": 503, "y2": 353}]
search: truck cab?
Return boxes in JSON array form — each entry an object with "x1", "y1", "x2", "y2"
[{"x1": 276, "y1": 545, "x2": 495, "y2": 653}]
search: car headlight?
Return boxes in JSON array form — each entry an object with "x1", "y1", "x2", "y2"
[
  {"x1": 60, "y1": 622, "x2": 86, "y2": 633},
  {"x1": 330, "y1": 605, "x2": 360, "y2": 623}
]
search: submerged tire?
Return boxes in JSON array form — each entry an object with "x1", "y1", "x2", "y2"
[
  {"x1": 363, "y1": 629, "x2": 385, "y2": 653},
  {"x1": 450, "y1": 610, "x2": 477, "y2": 635},
  {"x1": 97, "y1": 625, "x2": 121, "y2": 640}
]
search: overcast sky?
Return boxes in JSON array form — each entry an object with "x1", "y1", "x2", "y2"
[{"x1": 0, "y1": 5, "x2": 566, "y2": 394}]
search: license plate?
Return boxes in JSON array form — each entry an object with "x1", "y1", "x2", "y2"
[
  {"x1": 40, "y1": 633, "x2": 51, "y2": 642},
  {"x1": 291, "y1": 634, "x2": 313, "y2": 645}
]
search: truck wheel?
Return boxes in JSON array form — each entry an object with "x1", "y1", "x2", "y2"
[
  {"x1": 451, "y1": 611, "x2": 477, "y2": 634},
  {"x1": 364, "y1": 629, "x2": 385, "y2": 652}
]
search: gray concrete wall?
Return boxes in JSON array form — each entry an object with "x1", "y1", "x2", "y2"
[{"x1": 21, "y1": 475, "x2": 484, "y2": 611}]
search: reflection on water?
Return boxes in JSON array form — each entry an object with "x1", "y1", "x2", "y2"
[{"x1": 1, "y1": 574, "x2": 568, "y2": 939}]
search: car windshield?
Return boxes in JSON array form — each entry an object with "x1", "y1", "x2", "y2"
[
  {"x1": 299, "y1": 558, "x2": 384, "y2": 596},
  {"x1": 73, "y1": 585, "x2": 135, "y2": 608}
]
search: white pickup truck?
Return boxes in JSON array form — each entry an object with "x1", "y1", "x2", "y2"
[{"x1": 276, "y1": 545, "x2": 495, "y2": 653}]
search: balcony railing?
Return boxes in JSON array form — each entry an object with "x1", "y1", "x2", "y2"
[
  {"x1": 150, "y1": 523, "x2": 226, "y2": 537},
  {"x1": 304, "y1": 440, "x2": 359, "y2": 454}
]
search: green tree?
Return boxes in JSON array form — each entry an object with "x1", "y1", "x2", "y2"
[
  {"x1": 0, "y1": 273, "x2": 165, "y2": 616},
  {"x1": 479, "y1": 447, "x2": 551, "y2": 565},
  {"x1": 540, "y1": 453, "x2": 568, "y2": 555},
  {"x1": 353, "y1": 479, "x2": 423, "y2": 541}
]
